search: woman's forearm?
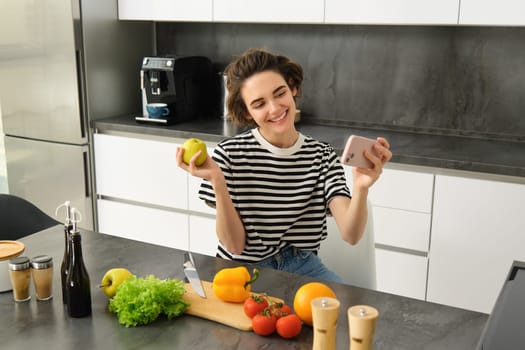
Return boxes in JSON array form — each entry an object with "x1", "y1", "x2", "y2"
[
  {"x1": 330, "y1": 187, "x2": 369, "y2": 245},
  {"x1": 210, "y1": 176, "x2": 246, "y2": 255}
]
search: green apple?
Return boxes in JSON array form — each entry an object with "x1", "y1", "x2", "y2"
[
  {"x1": 100, "y1": 268, "x2": 133, "y2": 298},
  {"x1": 182, "y1": 138, "x2": 208, "y2": 166}
]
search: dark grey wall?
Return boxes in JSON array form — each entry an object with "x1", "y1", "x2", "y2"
[{"x1": 157, "y1": 23, "x2": 525, "y2": 141}]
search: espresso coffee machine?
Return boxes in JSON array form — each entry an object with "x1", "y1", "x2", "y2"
[{"x1": 136, "y1": 56, "x2": 214, "y2": 124}]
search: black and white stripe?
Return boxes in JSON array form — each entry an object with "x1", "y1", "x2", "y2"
[{"x1": 199, "y1": 128, "x2": 351, "y2": 262}]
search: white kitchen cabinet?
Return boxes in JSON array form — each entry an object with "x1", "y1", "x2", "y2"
[
  {"x1": 189, "y1": 215, "x2": 219, "y2": 256},
  {"x1": 117, "y1": 0, "x2": 525, "y2": 26},
  {"x1": 94, "y1": 133, "x2": 187, "y2": 210},
  {"x1": 328, "y1": 166, "x2": 432, "y2": 297},
  {"x1": 459, "y1": 0, "x2": 525, "y2": 26},
  {"x1": 213, "y1": 0, "x2": 324, "y2": 24},
  {"x1": 97, "y1": 199, "x2": 189, "y2": 250},
  {"x1": 427, "y1": 175, "x2": 525, "y2": 313},
  {"x1": 368, "y1": 167, "x2": 434, "y2": 213},
  {"x1": 373, "y1": 206, "x2": 431, "y2": 252},
  {"x1": 375, "y1": 248, "x2": 428, "y2": 300},
  {"x1": 325, "y1": 0, "x2": 459, "y2": 25},
  {"x1": 94, "y1": 132, "x2": 219, "y2": 256},
  {"x1": 368, "y1": 167, "x2": 434, "y2": 300},
  {"x1": 118, "y1": 0, "x2": 212, "y2": 22}
]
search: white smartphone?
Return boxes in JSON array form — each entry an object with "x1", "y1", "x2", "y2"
[{"x1": 340, "y1": 135, "x2": 377, "y2": 168}]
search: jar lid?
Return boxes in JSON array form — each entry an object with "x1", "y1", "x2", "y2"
[
  {"x1": 0, "y1": 241, "x2": 25, "y2": 261},
  {"x1": 8, "y1": 256, "x2": 30, "y2": 270},
  {"x1": 31, "y1": 255, "x2": 53, "y2": 269}
]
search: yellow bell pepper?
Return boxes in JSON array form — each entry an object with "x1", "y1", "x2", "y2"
[{"x1": 212, "y1": 266, "x2": 259, "y2": 303}]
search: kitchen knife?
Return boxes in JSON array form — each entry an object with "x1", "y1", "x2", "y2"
[{"x1": 183, "y1": 252, "x2": 206, "y2": 298}]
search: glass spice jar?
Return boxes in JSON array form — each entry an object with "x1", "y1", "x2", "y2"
[
  {"x1": 0, "y1": 240, "x2": 25, "y2": 292},
  {"x1": 8, "y1": 256, "x2": 31, "y2": 302},
  {"x1": 31, "y1": 255, "x2": 54, "y2": 301}
]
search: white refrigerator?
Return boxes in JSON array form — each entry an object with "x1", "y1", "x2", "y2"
[{"x1": 0, "y1": 0, "x2": 152, "y2": 229}]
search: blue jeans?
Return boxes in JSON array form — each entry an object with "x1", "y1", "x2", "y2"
[{"x1": 252, "y1": 246, "x2": 345, "y2": 284}]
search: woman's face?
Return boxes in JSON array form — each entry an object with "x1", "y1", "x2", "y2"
[{"x1": 240, "y1": 70, "x2": 297, "y2": 146}]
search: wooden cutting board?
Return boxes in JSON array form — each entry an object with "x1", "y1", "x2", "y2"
[{"x1": 183, "y1": 281, "x2": 284, "y2": 331}]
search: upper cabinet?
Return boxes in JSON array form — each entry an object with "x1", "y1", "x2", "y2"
[
  {"x1": 459, "y1": 0, "x2": 525, "y2": 26},
  {"x1": 118, "y1": 0, "x2": 212, "y2": 22},
  {"x1": 118, "y1": 0, "x2": 525, "y2": 26},
  {"x1": 325, "y1": 0, "x2": 459, "y2": 25},
  {"x1": 213, "y1": 0, "x2": 324, "y2": 24}
]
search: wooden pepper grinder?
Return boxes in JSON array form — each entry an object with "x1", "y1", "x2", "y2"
[
  {"x1": 348, "y1": 305, "x2": 379, "y2": 350},
  {"x1": 311, "y1": 297, "x2": 340, "y2": 350}
]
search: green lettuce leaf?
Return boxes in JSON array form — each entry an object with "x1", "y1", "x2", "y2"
[{"x1": 108, "y1": 275, "x2": 190, "y2": 327}]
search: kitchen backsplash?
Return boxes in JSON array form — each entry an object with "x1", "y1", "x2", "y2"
[{"x1": 157, "y1": 23, "x2": 525, "y2": 142}]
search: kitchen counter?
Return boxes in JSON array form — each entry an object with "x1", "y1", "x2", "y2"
[
  {"x1": 92, "y1": 114, "x2": 525, "y2": 180},
  {"x1": 0, "y1": 226, "x2": 488, "y2": 349}
]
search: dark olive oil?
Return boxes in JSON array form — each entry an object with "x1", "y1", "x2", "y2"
[{"x1": 65, "y1": 212, "x2": 92, "y2": 318}]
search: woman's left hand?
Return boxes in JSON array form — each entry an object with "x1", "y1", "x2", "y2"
[{"x1": 352, "y1": 137, "x2": 392, "y2": 190}]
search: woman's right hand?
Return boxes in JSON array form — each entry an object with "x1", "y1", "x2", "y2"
[
  {"x1": 177, "y1": 146, "x2": 244, "y2": 253},
  {"x1": 176, "y1": 147, "x2": 223, "y2": 183}
]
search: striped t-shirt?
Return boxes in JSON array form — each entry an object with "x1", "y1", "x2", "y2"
[{"x1": 198, "y1": 128, "x2": 351, "y2": 263}]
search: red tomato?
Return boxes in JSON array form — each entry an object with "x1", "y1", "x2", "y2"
[
  {"x1": 279, "y1": 304, "x2": 292, "y2": 317},
  {"x1": 244, "y1": 296, "x2": 269, "y2": 319},
  {"x1": 269, "y1": 303, "x2": 292, "y2": 319},
  {"x1": 252, "y1": 314, "x2": 277, "y2": 336},
  {"x1": 276, "y1": 314, "x2": 302, "y2": 339}
]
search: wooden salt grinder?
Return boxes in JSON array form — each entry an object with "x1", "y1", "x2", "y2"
[
  {"x1": 347, "y1": 305, "x2": 379, "y2": 350},
  {"x1": 311, "y1": 297, "x2": 341, "y2": 350}
]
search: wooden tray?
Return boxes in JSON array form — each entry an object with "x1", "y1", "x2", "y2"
[
  {"x1": 0, "y1": 240, "x2": 25, "y2": 261},
  {"x1": 183, "y1": 281, "x2": 283, "y2": 331}
]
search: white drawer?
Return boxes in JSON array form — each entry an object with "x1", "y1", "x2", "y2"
[
  {"x1": 375, "y1": 248, "x2": 428, "y2": 300},
  {"x1": 369, "y1": 168, "x2": 434, "y2": 213},
  {"x1": 97, "y1": 199, "x2": 189, "y2": 251},
  {"x1": 94, "y1": 133, "x2": 188, "y2": 210},
  {"x1": 372, "y1": 206, "x2": 431, "y2": 252},
  {"x1": 189, "y1": 215, "x2": 218, "y2": 257}
]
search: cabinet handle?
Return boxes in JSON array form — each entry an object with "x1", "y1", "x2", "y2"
[{"x1": 83, "y1": 151, "x2": 90, "y2": 198}]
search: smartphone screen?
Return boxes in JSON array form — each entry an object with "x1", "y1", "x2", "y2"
[{"x1": 340, "y1": 135, "x2": 377, "y2": 168}]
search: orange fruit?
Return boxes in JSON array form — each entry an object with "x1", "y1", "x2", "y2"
[{"x1": 293, "y1": 282, "x2": 336, "y2": 326}]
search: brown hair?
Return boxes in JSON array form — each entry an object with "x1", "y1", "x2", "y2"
[{"x1": 224, "y1": 48, "x2": 303, "y2": 127}]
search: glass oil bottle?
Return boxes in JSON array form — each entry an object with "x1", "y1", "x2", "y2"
[{"x1": 65, "y1": 208, "x2": 92, "y2": 318}]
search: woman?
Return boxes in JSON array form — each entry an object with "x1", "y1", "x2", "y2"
[{"x1": 177, "y1": 48, "x2": 392, "y2": 283}]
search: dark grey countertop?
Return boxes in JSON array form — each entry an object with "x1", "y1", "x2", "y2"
[
  {"x1": 0, "y1": 225, "x2": 488, "y2": 349},
  {"x1": 92, "y1": 114, "x2": 525, "y2": 179}
]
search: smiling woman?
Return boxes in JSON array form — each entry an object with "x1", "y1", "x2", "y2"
[
  {"x1": 175, "y1": 48, "x2": 392, "y2": 283},
  {"x1": 239, "y1": 71, "x2": 299, "y2": 148},
  {"x1": 224, "y1": 48, "x2": 303, "y2": 131}
]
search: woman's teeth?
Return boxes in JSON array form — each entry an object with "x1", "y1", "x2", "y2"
[{"x1": 271, "y1": 111, "x2": 287, "y2": 122}]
